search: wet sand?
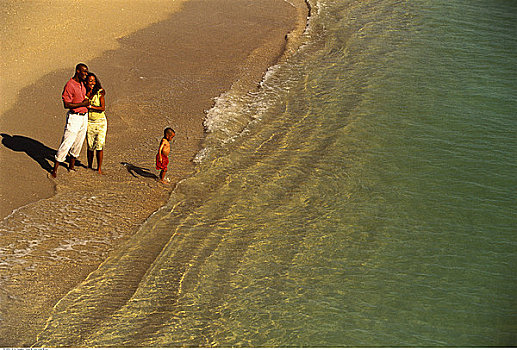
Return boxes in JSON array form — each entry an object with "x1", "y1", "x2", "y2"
[{"x1": 0, "y1": 0, "x2": 308, "y2": 346}]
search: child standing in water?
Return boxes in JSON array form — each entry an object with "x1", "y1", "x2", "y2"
[{"x1": 156, "y1": 127, "x2": 175, "y2": 184}]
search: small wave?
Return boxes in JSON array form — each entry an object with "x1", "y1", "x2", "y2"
[
  {"x1": 195, "y1": 79, "x2": 276, "y2": 164},
  {"x1": 194, "y1": 0, "x2": 315, "y2": 165}
]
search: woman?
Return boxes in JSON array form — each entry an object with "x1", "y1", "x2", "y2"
[{"x1": 86, "y1": 72, "x2": 107, "y2": 174}]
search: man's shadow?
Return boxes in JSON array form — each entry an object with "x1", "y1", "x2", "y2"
[
  {"x1": 121, "y1": 162, "x2": 158, "y2": 179},
  {"x1": 1, "y1": 133, "x2": 56, "y2": 173},
  {"x1": 1, "y1": 133, "x2": 85, "y2": 173}
]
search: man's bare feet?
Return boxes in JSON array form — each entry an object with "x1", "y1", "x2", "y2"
[
  {"x1": 69, "y1": 157, "x2": 76, "y2": 171},
  {"x1": 51, "y1": 161, "x2": 59, "y2": 178}
]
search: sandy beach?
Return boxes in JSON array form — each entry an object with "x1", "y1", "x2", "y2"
[{"x1": 0, "y1": 0, "x2": 308, "y2": 346}]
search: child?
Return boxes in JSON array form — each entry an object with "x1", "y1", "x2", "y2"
[{"x1": 156, "y1": 127, "x2": 175, "y2": 184}]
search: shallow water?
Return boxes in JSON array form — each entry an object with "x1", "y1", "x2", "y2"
[{"x1": 34, "y1": 0, "x2": 516, "y2": 346}]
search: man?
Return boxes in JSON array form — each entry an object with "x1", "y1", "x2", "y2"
[{"x1": 51, "y1": 63, "x2": 90, "y2": 177}]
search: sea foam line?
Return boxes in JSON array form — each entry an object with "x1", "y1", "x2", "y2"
[{"x1": 194, "y1": 0, "x2": 315, "y2": 164}]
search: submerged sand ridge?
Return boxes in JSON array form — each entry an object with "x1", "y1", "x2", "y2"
[{"x1": 0, "y1": 0, "x2": 308, "y2": 346}]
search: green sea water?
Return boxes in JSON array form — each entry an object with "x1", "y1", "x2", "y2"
[{"x1": 34, "y1": 0, "x2": 516, "y2": 346}]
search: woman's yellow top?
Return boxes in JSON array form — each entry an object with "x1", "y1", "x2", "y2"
[{"x1": 88, "y1": 89, "x2": 106, "y2": 121}]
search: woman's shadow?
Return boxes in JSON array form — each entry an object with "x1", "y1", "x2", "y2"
[{"x1": 1, "y1": 133, "x2": 56, "y2": 173}]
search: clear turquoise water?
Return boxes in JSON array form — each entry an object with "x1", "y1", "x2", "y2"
[{"x1": 35, "y1": 0, "x2": 516, "y2": 346}]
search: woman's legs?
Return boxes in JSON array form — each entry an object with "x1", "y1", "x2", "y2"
[
  {"x1": 96, "y1": 150, "x2": 104, "y2": 174},
  {"x1": 87, "y1": 118, "x2": 106, "y2": 173},
  {"x1": 87, "y1": 150, "x2": 94, "y2": 169},
  {"x1": 87, "y1": 149, "x2": 103, "y2": 173}
]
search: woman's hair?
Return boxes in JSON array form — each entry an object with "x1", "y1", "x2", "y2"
[{"x1": 87, "y1": 72, "x2": 103, "y2": 96}]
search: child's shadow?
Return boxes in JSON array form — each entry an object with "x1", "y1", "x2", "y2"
[
  {"x1": 1, "y1": 133, "x2": 55, "y2": 173},
  {"x1": 121, "y1": 162, "x2": 158, "y2": 179}
]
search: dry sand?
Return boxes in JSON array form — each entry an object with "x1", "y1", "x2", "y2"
[
  {"x1": 0, "y1": 0, "x2": 188, "y2": 218},
  {"x1": 0, "y1": 0, "x2": 308, "y2": 346}
]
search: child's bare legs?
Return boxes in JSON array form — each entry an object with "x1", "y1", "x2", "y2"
[{"x1": 159, "y1": 169, "x2": 169, "y2": 184}]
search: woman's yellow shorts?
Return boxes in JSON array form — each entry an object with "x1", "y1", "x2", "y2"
[{"x1": 87, "y1": 118, "x2": 107, "y2": 151}]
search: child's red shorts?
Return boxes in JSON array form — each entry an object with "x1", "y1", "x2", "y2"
[{"x1": 156, "y1": 153, "x2": 169, "y2": 171}]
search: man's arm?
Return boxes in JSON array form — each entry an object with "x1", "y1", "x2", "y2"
[
  {"x1": 63, "y1": 99, "x2": 89, "y2": 110},
  {"x1": 62, "y1": 80, "x2": 89, "y2": 110}
]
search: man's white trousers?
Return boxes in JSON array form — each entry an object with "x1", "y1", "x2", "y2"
[{"x1": 55, "y1": 112, "x2": 88, "y2": 163}]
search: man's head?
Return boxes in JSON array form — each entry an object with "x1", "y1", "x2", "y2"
[
  {"x1": 74, "y1": 63, "x2": 89, "y2": 82},
  {"x1": 164, "y1": 127, "x2": 175, "y2": 140}
]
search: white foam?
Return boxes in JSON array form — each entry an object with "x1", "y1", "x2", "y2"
[
  {"x1": 195, "y1": 62, "x2": 288, "y2": 165},
  {"x1": 193, "y1": 0, "x2": 319, "y2": 167}
]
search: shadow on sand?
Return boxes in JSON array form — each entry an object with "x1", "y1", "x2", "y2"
[
  {"x1": 1, "y1": 133, "x2": 86, "y2": 172},
  {"x1": 1, "y1": 133, "x2": 56, "y2": 173},
  {"x1": 121, "y1": 162, "x2": 158, "y2": 179}
]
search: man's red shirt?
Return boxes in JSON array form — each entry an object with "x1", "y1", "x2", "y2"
[{"x1": 62, "y1": 78, "x2": 87, "y2": 113}]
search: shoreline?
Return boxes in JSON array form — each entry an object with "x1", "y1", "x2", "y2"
[{"x1": 0, "y1": 0, "x2": 309, "y2": 346}]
